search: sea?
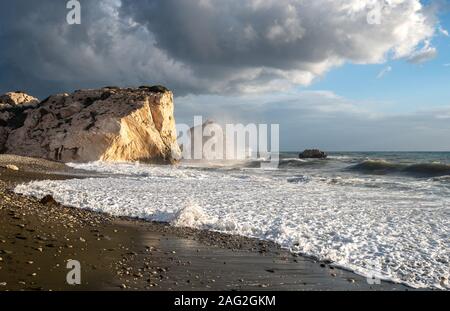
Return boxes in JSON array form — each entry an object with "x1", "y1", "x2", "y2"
[{"x1": 14, "y1": 152, "x2": 450, "y2": 290}]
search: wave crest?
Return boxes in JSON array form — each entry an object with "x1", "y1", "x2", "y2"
[{"x1": 349, "y1": 160, "x2": 450, "y2": 177}]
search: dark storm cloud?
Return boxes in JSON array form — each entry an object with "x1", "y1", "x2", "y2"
[{"x1": 0, "y1": 0, "x2": 438, "y2": 98}]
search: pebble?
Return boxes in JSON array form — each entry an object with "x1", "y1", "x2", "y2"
[
  {"x1": 5, "y1": 164, "x2": 19, "y2": 171},
  {"x1": 39, "y1": 195, "x2": 58, "y2": 205}
]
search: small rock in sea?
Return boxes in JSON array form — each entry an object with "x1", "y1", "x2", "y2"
[
  {"x1": 120, "y1": 284, "x2": 127, "y2": 289},
  {"x1": 27, "y1": 261, "x2": 34, "y2": 265},
  {"x1": 347, "y1": 278, "x2": 355, "y2": 283},
  {"x1": 299, "y1": 149, "x2": 328, "y2": 159},
  {"x1": 265, "y1": 269, "x2": 275, "y2": 273},
  {"x1": 0, "y1": 257, "x2": 3, "y2": 262},
  {"x1": 331, "y1": 273, "x2": 337, "y2": 277},
  {"x1": 0, "y1": 282, "x2": 7, "y2": 286},
  {"x1": 79, "y1": 237, "x2": 86, "y2": 243},
  {"x1": 40, "y1": 195, "x2": 58, "y2": 206}
]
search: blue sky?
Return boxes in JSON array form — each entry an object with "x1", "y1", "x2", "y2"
[{"x1": 310, "y1": 11, "x2": 450, "y2": 114}]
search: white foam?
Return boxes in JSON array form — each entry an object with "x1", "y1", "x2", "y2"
[{"x1": 14, "y1": 161, "x2": 450, "y2": 290}]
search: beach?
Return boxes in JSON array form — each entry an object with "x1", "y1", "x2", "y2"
[{"x1": 0, "y1": 154, "x2": 411, "y2": 291}]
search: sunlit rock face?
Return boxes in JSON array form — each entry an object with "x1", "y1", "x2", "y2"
[
  {"x1": 1, "y1": 86, "x2": 181, "y2": 163},
  {"x1": 0, "y1": 92, "x2": 39, "y2": 108}
]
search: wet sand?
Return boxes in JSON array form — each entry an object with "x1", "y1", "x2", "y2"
[{"x1": 0, "y1": 155, "x2": 412, "y2": 291}]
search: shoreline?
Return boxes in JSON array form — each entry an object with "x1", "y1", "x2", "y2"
[{"x1": 0, "y1": 155, "x2": 414, "y2": 291}]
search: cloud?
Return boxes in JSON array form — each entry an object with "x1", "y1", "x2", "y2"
[
  {"x1": 0, "y1": 0, "x2": 439, "y2": 97},
  {"x1": 407, "y1": 41, "x2": 437, "y2": 64},
  {"x1": 439, "y1": 26, "x2": 449, "y2": 37},
  {"x1": 377, "y1": 66, "x2": 392, "y2": 79},
  {"x1": 175, "y1": 91, "x2": 450, "y2": 151}
]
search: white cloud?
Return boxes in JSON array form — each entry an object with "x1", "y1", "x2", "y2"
[
  {"x1": 377, "y1": 66, "x2": 392, "y2": 79},
  {"x1": 175, "y1": 91, "x2": 450, "y2": 151},
  {"x1": 439, "y1": 26, "x2": 449, "y2": 37},
  {"x1": 407, "y1": 40, "x2": 437, "y2": 64}
]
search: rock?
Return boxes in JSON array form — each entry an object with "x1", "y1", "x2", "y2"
[
  {"x1": 299, "y1": 149, "x2": 328, "y2": 159},
  {"x1": 0, "y1": 164, "x2": 19, "y2": 171},
  {"x1": 1, "y1": 86, "x2": 180, "y2": 163},
  {"x1": 40, "y1": 195, "x2": 58, "y2": 206},
  {"x1": 0, "y1": 92, "x2": 39, "y2": 108}
]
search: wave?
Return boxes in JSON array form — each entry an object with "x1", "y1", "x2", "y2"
[
  {"x1": 15, "y1": 161, "x2": 450, "y2": 290},
  {"x1": 349, "y1": 160, "x2": 450, "y2": 178},
  {"x1": 278, "y1": 158, "x2": 328, "y2": 169}
]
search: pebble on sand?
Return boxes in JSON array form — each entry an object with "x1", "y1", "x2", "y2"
[
  {"x1": 2, "y1": 164, "x2": 19, "y2": 171},
  {"x1": 40, "y1": 195, "x2": 58, "y2": 206}
]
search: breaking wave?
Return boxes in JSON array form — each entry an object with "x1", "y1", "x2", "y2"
[{"x1": 349, "y1": 160, "x2": 450, "y2": 178}]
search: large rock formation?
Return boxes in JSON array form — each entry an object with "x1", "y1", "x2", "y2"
[{"x1": 0, "y1": 86, "x2": 181, "y2": 163}]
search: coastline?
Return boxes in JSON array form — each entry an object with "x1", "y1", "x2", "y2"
[{"x1": 0, "y1": 155, "x2": 413, "y2": 291}]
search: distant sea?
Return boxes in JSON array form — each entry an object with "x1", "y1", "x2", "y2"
[{"x1": 15, "y1": 152, "x2": 450, "y2": 289}]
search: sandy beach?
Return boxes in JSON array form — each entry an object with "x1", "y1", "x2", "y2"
[{"x1": 0, "y1": 154, "x2": 415, "y2": 291}]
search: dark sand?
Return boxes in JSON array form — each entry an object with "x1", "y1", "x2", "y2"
[{"x1": 0, "y1": 155, "x2": 412, "y2": 291}]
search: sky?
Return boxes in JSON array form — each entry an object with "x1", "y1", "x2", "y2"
[{"x1": 0, "y1": 0, "x2": 449, "y2": 151}]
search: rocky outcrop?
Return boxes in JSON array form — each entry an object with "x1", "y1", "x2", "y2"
[
  {"x1": 0, "y1": 92, "x2": 39, "y2": 108},
  {"x1": 0, "y1": 86, "x2": 181, "y2": 163},
  {"x1": 299, "y1": 149, "x2": 327, "y2": 159}
]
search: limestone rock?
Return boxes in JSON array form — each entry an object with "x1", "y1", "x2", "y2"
[
  {"x1": 299, "y1": 149, "x2": 328, "y2": 159},
  {"x1": 0, "y1": 92, "x2": 39, "y2": 108},
  {"x1": 1, "y1": 87, "x2": 181, "y2": 163},
  {"x1": 0, "y1": 92, "x2": 38, "y2": 152}
]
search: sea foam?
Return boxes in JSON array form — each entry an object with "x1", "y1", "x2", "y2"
[{"x1": 14, "y1": 161, "x2": 450, "y2": 290}]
